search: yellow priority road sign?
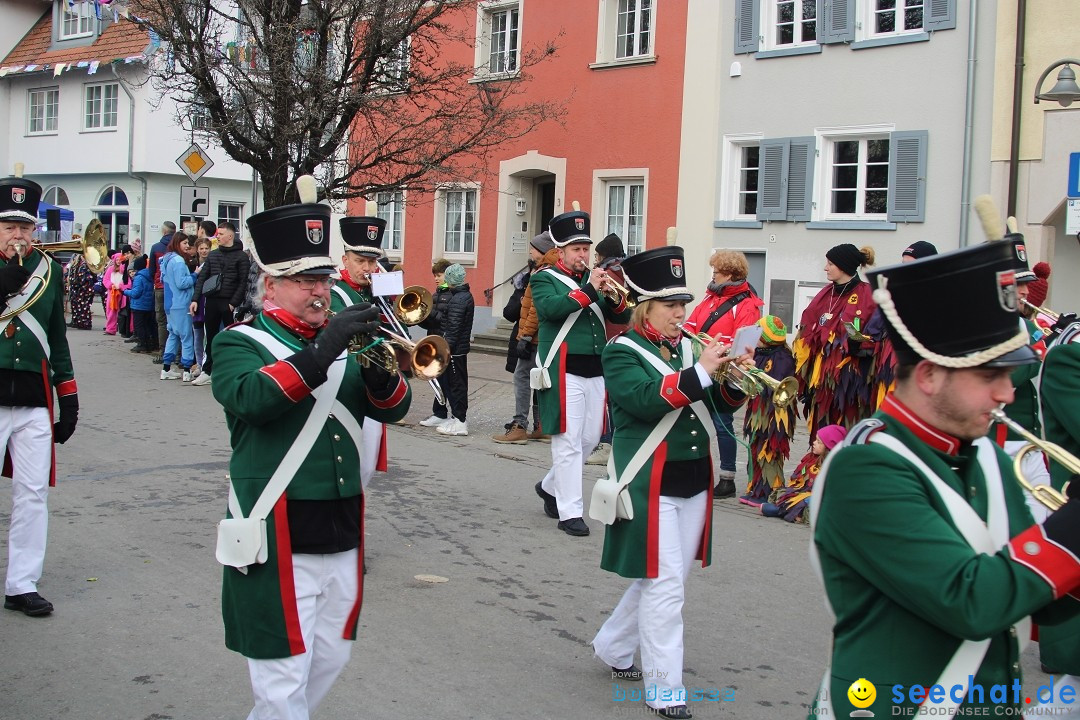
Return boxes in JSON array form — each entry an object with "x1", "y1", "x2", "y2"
[{"x1": 176, "y1": 142, "x2": 215, "y2": 183}]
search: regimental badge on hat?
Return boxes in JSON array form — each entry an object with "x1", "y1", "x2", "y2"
[
  {"x1": 246, "y1": 202, "x2": 336, "y2": 276},
  {"x1": 0, "y1": 175, "x2": 43, "y2": 224},
  {"x1": 620, "y1": 246, "x2": 694, "y2": 304},
  {"x1": 866, "y1": 242, "x2": 1035, "y2": 369},
  {"x1": 11, "y1": 188, "x2": 25, "y2": 204},
  {"x1": 340, "y1": 215, "x2": 386, "y2": 258}
]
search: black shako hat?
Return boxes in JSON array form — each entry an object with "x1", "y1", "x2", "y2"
[
  {"x1": 619, "y1": 246, "x2": 694, "y2": 303},
  {"x1": 246, "y1": 203, "x2": 335, "y2": 276},
  {"x1": 867, "y1": 241, "x2": 1036, "y2": 368},
  {"x1": 0, "y1": 176, "x2": 42, "y2": 224},
  {"x1": 549, "y1": 210, "x2": 591, "y2": 248},
  {"x1": 1005, "y1": 233, "x2": 1036, "y2": 283},
  {"x1": 339, "y1": 216, "x2": 386, "y2": 258}
]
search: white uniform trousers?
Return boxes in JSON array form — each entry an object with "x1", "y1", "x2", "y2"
[
  {"x1": 2, "y1": 406, "x2": 53, "y2": 596},
  {"x1": 246, "y1": 548, "x2": 359, "y2": 720},
  {"x1": 540, "y1": 373, "x2": 605, "y2": 520},
  {"x1": 1003, "y1": 441, "x2": 1052, "y2": 523},
  {"x1": 359, "y1": 419, "x2": 383, "y2": 490},
  {"x1": 592, "y1": 492, "x2": 708, "y2": 710}
]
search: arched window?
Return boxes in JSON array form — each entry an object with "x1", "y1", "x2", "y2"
[
  {"x1": 93, "y1": 184, "x2": 130, "y2": 251},
  {"x1": 43, "y1": 186, "x2": 70, "y2": 206}
]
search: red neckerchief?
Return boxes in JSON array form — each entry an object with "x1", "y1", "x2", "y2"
[
  {"x1": 262, "y1": 301, "x2": 322, "y2": 340},
  {"x1": 339, "y1": 269, "x2": 364, "y2": 292},
  {"x1": 640, "y1": 321, "x2": 680, "y2": 352},
  {"x1": 879, "y1": 394, "x2": 962, "y2": 456},
  {"x1": 556, "y1": 260, "x2": 584, "y2": 280}
]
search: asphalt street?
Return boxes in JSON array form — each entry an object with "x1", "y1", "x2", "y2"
[{"x1": 0, "y1": 309, "x2": 1055, "y2": 719}]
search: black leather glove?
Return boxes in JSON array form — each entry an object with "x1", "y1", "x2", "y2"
[
  {"x1": 515, "y1": 339, "x2": 531, "y2": 356},
  {"x1": 310, "y1": 302, "x2": 380, "y2": 369},
  {"x1": 1052, "y1": 312, "x2": 1078, "y2": 334},
  {"x1": 54, "y1": 393, "x2": 79, "y2": 444},
  {"x1": 0, "y1": 262, "x2": 31, "y2": 297}
]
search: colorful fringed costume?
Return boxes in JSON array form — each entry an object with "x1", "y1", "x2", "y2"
[
  {"x1": 741, "y1": 344, "x2": 796, "y2": 502},
  {"x1": 767, "y1": 451, "x2": 821, "y2": 523},
  {"x1": 792, "y1": 276, "x2": 887, "y2": 439}
]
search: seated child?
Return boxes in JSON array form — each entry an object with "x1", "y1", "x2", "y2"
[{"x1": 761, "y1": 424, "x2": 847, "y2": 523}]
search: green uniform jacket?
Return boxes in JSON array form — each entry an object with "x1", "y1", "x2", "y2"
[
  {"x1": 812, "y1": 401, "x2": 1080, "y2": 717},
  {"x1": 1001, "y1": 318, "x2": 1045, "y2": 442},
  {"x1": 0, "y1": 250, "x2": 75, "y2": 387},
  {"x1": 599, "y1": 333, "x2": 745, "y2": 578},
  {"x1": 1040, "y1": 335, "x2": 1080, "y2": 489},
  {"x1": 530, "y1": 264, "x2": 631, "y2": 434},
  {"x1": 213, "y1": 312, "x2": 410, "y2": 659}
]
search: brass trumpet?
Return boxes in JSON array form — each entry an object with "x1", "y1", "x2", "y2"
[
  {"x1": 676, "y1": 325, "x2": 798, "y2": 407},
  {"x1": 312, "y1": 300, "x2": 450, "y2": 379},
  {"x1": 599, "y1": 274, "x2": 636, "y2": 308},
  {"x1": 989, "y1": 408, "x2": 1073, "y2": 510},
  {"x1": 1021, "y1": 299, "x2": 1059, "y2": 323}
]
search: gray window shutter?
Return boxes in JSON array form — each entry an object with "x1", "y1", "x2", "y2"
[
  {"x1": 734, "y1": 0, "x2": 760, "y2": 55},
  {"x1": 786, "y1": 137, "x2": 816, "y2": 221},
  {"x1": 819, "y1": 0, "x2": 855, "y2": 44},
  {"x1": 925, "y1": 0, "x2": 957, "y2": 31},
  {"x1": 887, "y1": 131, "x2": 928, "y2": 222},
  {"x1": 756, "y1": 139, "x2": 788, "y2": 221}
]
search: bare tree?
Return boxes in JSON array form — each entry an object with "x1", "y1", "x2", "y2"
[{"x1": 131, "y1": 0, "x2": 562, "y2": 208}]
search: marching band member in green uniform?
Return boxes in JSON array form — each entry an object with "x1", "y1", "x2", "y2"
[
  {"x1": 532, "y1": 210, "x2": 631, "y2": 536},
  {"x1": 0, "y1": 175, "x2": 78, "y2": 618},
  {"x1": 809, "y1": 242, "x2": 1080, "y2": 718},
  {"x1": 334, "y1": 213, "x2": 389, "y2": 489},
  {"x1": 212, "y1": 201, "x2": 410, "y2": 719},
  {"x1": 591, "y1": 246, "x2": 748, "y2": 719}
]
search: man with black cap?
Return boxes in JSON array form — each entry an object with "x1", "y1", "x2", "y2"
[
  {"x1": 808, "y1": 241, "x2": 1080, "y2": 717},
  {"x1": 211, "y1": 195, "x2": 411, "y2": 718},
  {"x1": 0, "y1": 173, "x2": 78, "y2": 617},
  {"x1": 900, "y1": 240, "x2": 938, "y2": 262},
  {"x1": 532, "y1": 209, "x2": 631, "y2": 536},
  {"x1": 334, "y1": 211, "x2": 393, "y2": 489}
]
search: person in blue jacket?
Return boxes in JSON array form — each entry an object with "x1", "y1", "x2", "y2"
[
  {"x1": 160, "y1": 233, "x2": 196, "y2": 381},
  {"x1": 123, "y1": 255, "x2": 155, "y2": 353}
]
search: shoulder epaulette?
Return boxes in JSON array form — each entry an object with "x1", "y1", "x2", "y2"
[{"x1": 845, "y1": 418, "x2": 885, "y2": 447}]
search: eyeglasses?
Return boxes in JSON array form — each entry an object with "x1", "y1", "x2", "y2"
[{"x1": 286, "y1": 276, "x2": 337, "y2": 291}]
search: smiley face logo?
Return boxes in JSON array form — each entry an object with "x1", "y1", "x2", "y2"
[{"x1": 847, "y1": 678, "x2": 876, "y2": 713}]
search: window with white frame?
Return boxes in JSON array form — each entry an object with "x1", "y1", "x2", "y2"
[
  {"x1": 28, "y1": 87, "x2": 59, "y2": 134},
  {"x1": 84, "y1": 83, "x2": 119, "y2": 130},
  {"x1": 61, "y1": 1, "x2": 95, "y2": 40},
  {"x1": 596, "y1": 0, "x2": 655, "y2": 64},
  {"x1": 825, "y1": 136, "x2": 890, "y2": 218},
  {"x1": 769, "y1": 0, "x2": 817, "y2": 48},
  {"x1": 377, "y1": 191, "x2": 404, "y2": 254},
  {"x1": 442, "y1": 188, "x2": 477, "y2": 255},
  {"x1": 476, "y1": 2, "x2": 520, "y2": 77},
  {"x1": 373, "y1": 38, "x2": 411, "y2": 93},
  {"x1": 736, "y1": 145, "x2": 760, "y2": 218},
  {"x1": 869, "y1": 0, "x2": 925, "y2": 37},
  {"x1": 604, "y1": 180, "x2": 645, "y2": 255},
  {"x1": 218, "y1": 202, "x2": 243, "y2": 229},
  {"x1": 44, "y1": 187, "x2": 70, "y2": 206}
]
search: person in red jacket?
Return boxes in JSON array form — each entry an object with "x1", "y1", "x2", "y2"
[{"x1": 682, "y1": 250, "x2": 763, "y2": 498}]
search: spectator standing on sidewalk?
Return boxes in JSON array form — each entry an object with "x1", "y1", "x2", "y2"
[
  {"x1": 189, "y1": 221, "x2": 250, "y2": 387},
  {"x1": 123, "y1": 255, "x2": 155, "y2": 353},
  {"x1": 492, "y1": 233, "x2": 554, "y2": 444},
  {"x1": 148, "y1": 221, "x2": 174, "y2": 360},
  {"x1": 435, "y1": 263, "x2": 474, "y2": 437},
  {"x1": 418, "y1": 258, "x2": 453, "y2": 427}
]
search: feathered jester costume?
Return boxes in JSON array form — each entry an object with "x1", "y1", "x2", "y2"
[{"x1": 741, "y1": 315, "x2": 796, "y2": 504}]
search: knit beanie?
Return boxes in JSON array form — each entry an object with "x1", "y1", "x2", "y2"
[
  {"x1": 444, "y1": 263, "x2": 466, "y2": 287},
  {"x1": 595, "y1": 233, "x2": 625, "y2": 260},
  {"x1": 826, "y1": 243, "x2": 865, "y2": 277},
  {"x1": 758, "y1": 315, "x2": 788, "y2": 344},
  {"x1": 530, "y1": 231, "x2": 555, "y2": 255},
  {"x1": 817, "y1": 424, "x2": 848, "y2": 450},
  {"x1": 1028, "y1": 262, "x2": 1051, "y2": 307},
  {"x1": 901, "y1": 241, "x2": 938, "y2": 260}
]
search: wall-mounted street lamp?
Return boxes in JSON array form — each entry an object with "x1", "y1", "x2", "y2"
[{"x1": 1034, "y1": 59, "x2": 1080, "y2": 107}]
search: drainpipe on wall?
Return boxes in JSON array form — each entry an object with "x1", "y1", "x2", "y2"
[
  {"x1": 112, "y1": 64, "x2": 147, "y2": 249},
  {"x1": 958, "y1": 0, "x2": 979, "y2": 246},
  {"x1": 1007, "y1": 0, "x2": 1027, "y2": 218}
]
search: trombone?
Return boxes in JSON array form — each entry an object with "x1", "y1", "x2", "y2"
[
  {"x1": 989, "y1": 409, "x2": 1074, "y2": 511},
  {"x1": 676, "y1": 325, "x2": 798, "y2": 408}
]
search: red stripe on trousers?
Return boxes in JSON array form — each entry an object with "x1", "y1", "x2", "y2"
[
  {"x1": 343, "y1": 495, "x2": 366, "y2": 637},
  {"x1": 273, "y1": 496, "x2": 306, "y2": 656},
  {"x1": 558, "y1": 343, "x2": 567, "y2": 434}
]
